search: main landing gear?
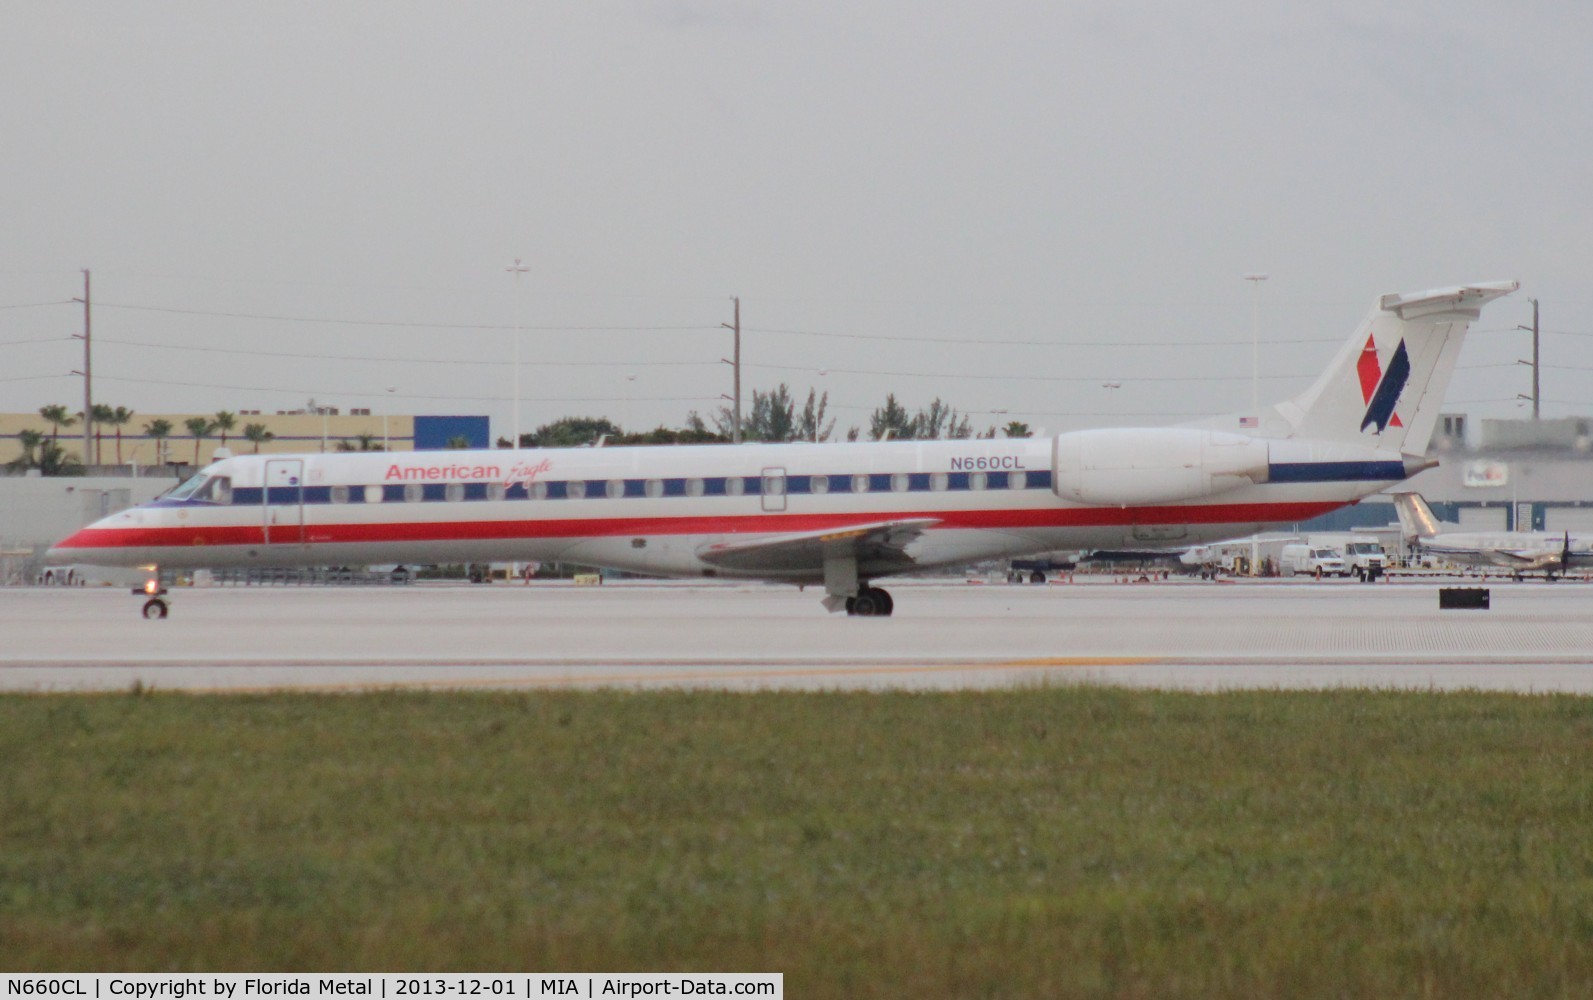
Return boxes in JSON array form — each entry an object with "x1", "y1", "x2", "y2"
[{"x1": 845, "y1": 585, "x2": 894, "y2": 617}]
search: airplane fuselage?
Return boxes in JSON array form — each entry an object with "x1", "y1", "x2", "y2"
[{"x1": 53, "y1": 434, "x2": 1410, "y2": 582}]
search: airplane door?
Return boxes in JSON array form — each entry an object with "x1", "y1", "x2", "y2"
[
  {"x1": 761, "y1": 467, "x2": 787, "y2": 512},
  {"x1": 263, "y1": 459, "x2": 306, "y2": 546}
]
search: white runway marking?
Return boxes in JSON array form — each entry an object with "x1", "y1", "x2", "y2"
[{"x1": 4, "y1": 579, "x2": 1592, "y2": 693}]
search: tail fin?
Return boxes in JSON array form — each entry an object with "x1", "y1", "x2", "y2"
[
  {"x1": 1271, "y1": 282, "x2": 1517, "y2": 451},
  {"x1": 1390, "y1": 492, "x2": 1444, "y2": 540}
]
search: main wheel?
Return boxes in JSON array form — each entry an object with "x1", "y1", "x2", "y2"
[
  {"x1": 1030, "y1": 570, "x2": 1047, "y2": 584},
  {"x1": 852, "y1": 590, "x2": 884, "y2": 617},
  {"x1": 141, "y1": 598, "x2": 169, "y2": 620},
  {"x1": 873, "y1": 587, "x2": 894, "y2": 617}
]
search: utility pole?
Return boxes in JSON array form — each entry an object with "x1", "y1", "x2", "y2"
[
  {"x1": 721, "y1": 296, "x2": 742, "y2": 444},
  {"x1": 506, "y1": 258, "x2": 530, "y2": 448},
  {"x1": 73, "y1": 269, "x2": 93, "y2": 465},
  {"x1": 1517, "y1": 298, "x2": 1540, "y2": 420},
  {"x1": 1243, "y1": 273, "x2": 1268, "y2": 420}
]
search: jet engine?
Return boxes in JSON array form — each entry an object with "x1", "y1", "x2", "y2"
[{"x1": 1052, "y1": 428, "x2": 1270, "y2": 506}]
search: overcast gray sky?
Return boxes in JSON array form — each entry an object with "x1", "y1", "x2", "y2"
[{"x1": 4, "y1": 1, "x2": 1589, "y2": 441}]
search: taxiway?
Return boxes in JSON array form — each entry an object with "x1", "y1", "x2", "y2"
[{"x1": 4, "y1": 578, "x2": 1592, "y2": 693}]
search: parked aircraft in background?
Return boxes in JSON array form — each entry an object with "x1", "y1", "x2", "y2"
[
  {"x1": 1391, "y1": 491, "x2": 1593, "y2": 579},
  {"x1": 51, "y1": 281, "x2": 1517, "y2": 617}
]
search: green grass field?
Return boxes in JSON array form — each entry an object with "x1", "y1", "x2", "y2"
[{"x1": 3, "y1": 688, "x2": 1592, "y2": 996}]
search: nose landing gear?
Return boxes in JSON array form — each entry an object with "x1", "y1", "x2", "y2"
[{"x1": 134, "y1": 577, "x2": 169, "y2": 619}]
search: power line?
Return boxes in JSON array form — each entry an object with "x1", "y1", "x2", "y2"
[
  {"x1": 745, "y1": 362, "x2": 1316, "y2": 383},
  {"x1": 747, "y1": 326, "x2": 1343, "y2": 348},
  {"x1": 0, "y1": 300, "x2": 71, "y2": 311},
  {"x1": 94, "y1": 337, "x2": 716, "y2": 368},
  {"x1": 86, "y1": 373, "x2": 720, "y2": 404},
  {"x1": 95, "y1": 301, "x2": 715, "y2": 332}
]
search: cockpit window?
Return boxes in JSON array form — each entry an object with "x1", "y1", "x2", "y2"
[
  {"x1": 194, "y1": 476, "x2": 232, "y2": 503},
  {"x1": 164, "y1": 472, "x2": 209, "y2": 501},
  {"x1": 164, "y1": 472, "x2": 232, "y2": 503}
]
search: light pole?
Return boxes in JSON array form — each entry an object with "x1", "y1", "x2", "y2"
[
  {"x1": 506, "y1": 258, "x2": 529, "y2": 448},
  {"x1": 1243, "y1": 273, "x2": 1268, "y2": 421},
  {"x1": 384, "y1": 385, "x2": 396, "y2": 450}
]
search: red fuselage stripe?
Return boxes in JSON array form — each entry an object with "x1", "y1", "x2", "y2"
[{"x1": 55, "y1": 500, "x2": 1347, "y2": 550}]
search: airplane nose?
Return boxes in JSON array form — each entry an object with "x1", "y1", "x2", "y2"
[{"x1": 45, "y1": 528, "x2": 93, "y2": 564}]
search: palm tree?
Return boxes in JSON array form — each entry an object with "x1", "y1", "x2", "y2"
[
  {"x1": 184, "y1": 417, "x2": 216, "y2": 465},
  {"x1": 106, "y1": 406, "x2": 135, "y2": 464},
  {"x1": 6, "y1": 429, "x2": 45, "y2": 472},
  {"x1": 243, "y1": 422, "x2": 275, "y2": 454},
  {"x1": 90, "y1": 404, "x2": 115, "y2": 465},
  {"x1": 34, "y1": 439, "x2": 82, "y2": 476},
  {"x1": 143, "y1": 418, "x2": 173, "y2": 464},
  {"x1": 213, "y1": 410, "x2": 237, "y2": 450},
  {"x1": 39, "y1": 404, "x2": 77, "y2": 444}
]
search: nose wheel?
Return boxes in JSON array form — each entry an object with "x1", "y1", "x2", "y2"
[{"x1": 134, "y1": 581, "x2": 170, "y2": 619}]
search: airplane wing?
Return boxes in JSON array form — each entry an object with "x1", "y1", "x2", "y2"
[
  {"x1": 696, "y1": 518, "x2": 941, "y2": 575},
  {"x1": 1482, "y1": 548, "x2": 1561, "y2": 569}
]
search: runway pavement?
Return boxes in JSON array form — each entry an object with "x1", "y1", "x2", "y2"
[{"x1": 4, "y1": 577, "x2": 1593, "y2": 693}]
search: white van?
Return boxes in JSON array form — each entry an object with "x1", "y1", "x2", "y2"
[{"x1": 1280, "y1": 544, "x2": 1346, "y2": 578}]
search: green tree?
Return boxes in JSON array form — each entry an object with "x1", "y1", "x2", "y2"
[
  {"x1": 868, "y1": 394, "x2": 915, "y2": 441},
  {"x1": 242, "y1": 422, "x2": 275, "y2": 454},
  {"x1": 89, "y1": 404, "x2": 115, "y2": 464},
  {"x1": 9, "y1": 434, "x2": 84, "y2": 476},
  {"x1": 6, "y1": 429, "x2": 45, "y2": 472},
  {"x1": 33, "y1": 439, "x2": 83, "y2": 476},
  {"x1": 184, "y1": 416, "x2": 216, "y2": 465},
  {"x1": 797, "y1": 389, "x2": 836, "y2": 443},
  {"x1": 336, "y1": 434, "x2": 385, "y2": 452},
  {"x1": 39, "y1": 404, "x2": 77, "y2": 444},
  {"x1": 105, "y1": 406, "x2": 135, "y2": 464},
  {"x1": 213, "y1": 411, "x2": 237, "y2": 450},
  {"x1": 522, "y1": 416, "x2": 621, "y2": 448},
  {"x1": 144, "y1": 419, "x2": 174, "y2": 464},
  {"x1": 1003, "y1": 421, "x2": 1032, "y2": 439},
  {"x1": 445, "y1": 436, "x2": 471, "y2": 450}
]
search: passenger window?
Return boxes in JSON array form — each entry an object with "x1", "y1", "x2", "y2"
[
  {"x1": 1009, "y1": 471, "x2": 1027, "y2": 490},
  {"x1": 606, "y1": 479, "x2": 625, "y2": 499},
  {"x1": 364, "y1": 485, "x2": 384, "y2": 504},
  {"x1": 968, "y1": 472, "x2": 988, "y2": 491},
  {"x1": 930, "y1": 473, "x2": 949, "y2": 492},
  {"x1": 686, "y1": 478, "x2": 705, "y2": 498},
  {"x1": 566, "y1": 481, "x2": 587, "y2": 499},
  {"x1": 645, "y1": 479, "x2": 664, "y2": 498},
  {"x1": 330, "y1": 485, "x2": 350, "y2": 504},
  {"x1": 487, "y1": 483, "x2": 507, "y2": 501},
  {"x1": 529, "y1": 481, "x2": 548, "y2": 500},
  {"x1": 891, "y1": 473, "x2": 909, "y2": 493},
  {"x1": 810, "y1": 475, "x2": 830, "y2": 495},
  {"x1": 445, "y1": 483, "x2": 465, "y2": 502},
  {"x1": 725, "y1": 477, "x2": 745, "y2": 497},
  {"x1": 765, "y1": 475, "x2": 786, "y2": 496},
  {"x1": 403, "y1": 483, "x2": 423, "y2": 503},
  {"x1": 852, "y1": 474, "x2": 870, "y2": 494}
]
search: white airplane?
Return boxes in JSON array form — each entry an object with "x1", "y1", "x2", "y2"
[
  {"x1": 1391, "y1": 491, "x2": 1593, "y2": 579},
  {"x1": 50, "y1": 281, "x2": 1518, "y2": 618}
]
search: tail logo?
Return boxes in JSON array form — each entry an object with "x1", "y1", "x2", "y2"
[{"x1": 1357, "y1": 335, "x2": 1409, "y2": 434}]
